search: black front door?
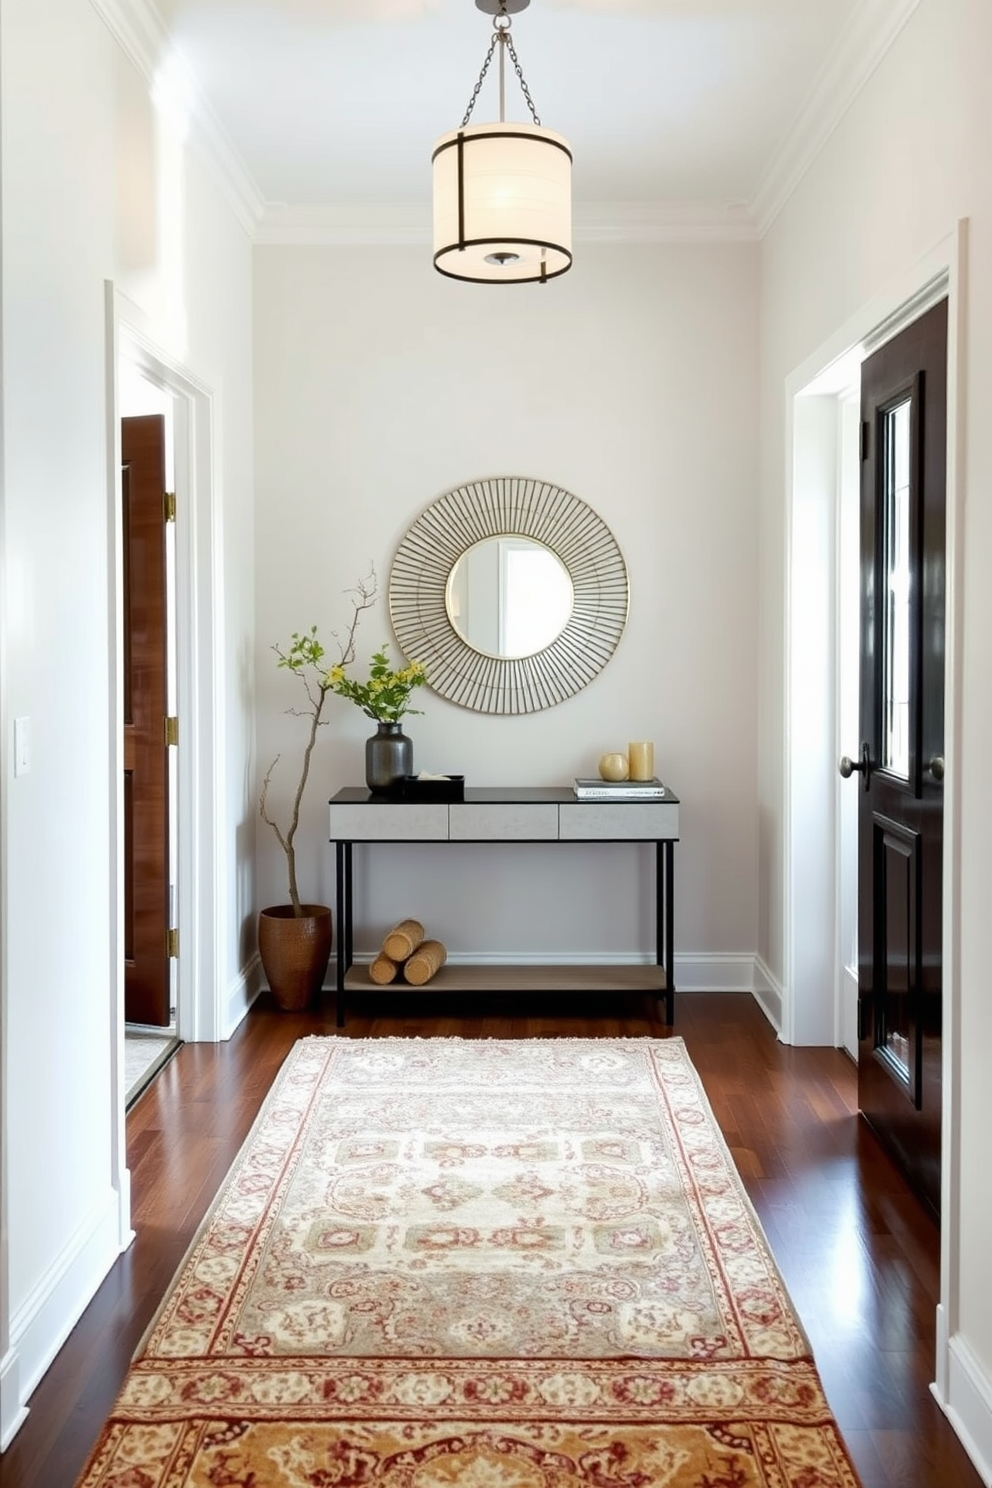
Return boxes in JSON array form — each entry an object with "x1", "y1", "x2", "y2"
[{"x1": 854, "y1": 297, "x2": 947, "y2": 1219}]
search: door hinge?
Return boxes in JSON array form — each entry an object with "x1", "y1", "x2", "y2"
[
  {"x1": 860, "y1": 421, "x2": 870, "y2": 461},
  {"x1": 167, "y1": 927, "x2": 179, "y2": 959},
  {"x1": 165, "y1": 715, "x2": 179, "y2": 746},
  {"x1": 164, "y1": 491, "x2": 176, "y2": 523}
]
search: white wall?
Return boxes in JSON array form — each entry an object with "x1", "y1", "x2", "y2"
[
  {"x1": 0, "y1": 0, "x2": 255, "y2": 1444},
  {"x1": 758, "y1": 0, "x2": 992, "y2": 1473},
  {"x1": 253, "y1": 242, "x2": 760, "y2": 980},
  {"x1": 787, "y1": 394, "x2": 837, "y2": 1045}
]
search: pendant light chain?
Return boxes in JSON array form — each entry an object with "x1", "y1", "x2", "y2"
[
  {"x1": 460, "y1": 31, "x2": 499, "y2": 126},
  {"x1": 504, "y1": 32, "x2": 542, "y2": 126},
  {"x1": 460, "y1": 16, "x2": 542, "y2": 129}
]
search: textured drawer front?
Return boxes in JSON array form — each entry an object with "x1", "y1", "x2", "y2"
[
  {"x1": 559, "y1": 801, "x2": 680, "y2": 841},
  {"x1": 329, "y1": 802, "x2": 449, "y2": 841},
  {"x1": 449, "y1": 802, "x2": 559, "y2": 841}
]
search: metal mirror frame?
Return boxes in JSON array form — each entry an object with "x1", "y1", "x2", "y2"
[{"x1": 389, "y1": 476, "x2": 629, "y2": 714}]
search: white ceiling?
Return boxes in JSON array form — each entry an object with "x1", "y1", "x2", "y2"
[{"x1": 141, "y1": 0, "x2": 915, "y2": 236}]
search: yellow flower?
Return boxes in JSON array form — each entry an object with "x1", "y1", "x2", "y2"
[{"x1": 327, "y1": 665, "x2": 345, "y2": 684}]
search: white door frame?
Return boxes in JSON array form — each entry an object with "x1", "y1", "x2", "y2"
[
  {"x1": 782, "y1": 224, "x2": 967, "y2": 1399},
  {"x1": 104, "y1": 282, "x2": 225, "y2": 1229},
  {"x1": 0, "y1": 241, "x2": 14, "y2": 1450}
]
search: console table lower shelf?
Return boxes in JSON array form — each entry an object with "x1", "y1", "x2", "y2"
[{"x1": 343, "y1": 963, "x2": 667, "y2": 994}]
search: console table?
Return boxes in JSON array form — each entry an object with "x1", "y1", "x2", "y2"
[{"x1": 327, "y1": 785, "x2": 679, "y2": 1027}]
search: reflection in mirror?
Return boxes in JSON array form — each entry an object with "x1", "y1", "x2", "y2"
[{"x1": 446, "y1": 537, "x2": 574, "y2": 659}]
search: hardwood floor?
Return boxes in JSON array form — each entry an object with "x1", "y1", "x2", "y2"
[{"x1": 0, "y1": 991, "x2": 981, "y2": 1488}]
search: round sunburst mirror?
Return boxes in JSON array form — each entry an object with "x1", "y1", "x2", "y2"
[{"x1": 389, "y1": 477, "x2": 628, "y2": 714}]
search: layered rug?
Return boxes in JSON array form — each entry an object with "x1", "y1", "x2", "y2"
[{"x1": 77, "y1": 1037, "x2": 863, "y2": 1487}]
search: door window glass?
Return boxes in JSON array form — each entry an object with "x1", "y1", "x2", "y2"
[{"x1": 882, "y1": 398, "x2": 912, "y2": 778}]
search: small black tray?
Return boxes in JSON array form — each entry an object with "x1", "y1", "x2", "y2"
[{"x1": 400, "y1": 775, "x2": 465, "y2": 802}]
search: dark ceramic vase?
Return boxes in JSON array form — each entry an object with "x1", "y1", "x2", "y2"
[{"x1": 366, "y1": 720, "x2": 412, "y2": 794}]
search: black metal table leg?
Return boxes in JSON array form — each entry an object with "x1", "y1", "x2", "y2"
[
  {"x1": 344, "y1": 843, "x2": 354, "y2": 971},
  {"x1": 655, "y1": 839, "x2": 664, "y2": 1018},
  {"x1": 335, "y1": 841, "x2": 346, "y2": 1027},
  {"x1": 655, "y1": 839, "x2": 676, "y2": 1026},
  {"x1": 665, "y1": 839, "x2": 675, "y2": 1024}
]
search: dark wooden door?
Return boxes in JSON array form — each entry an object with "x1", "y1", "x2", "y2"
[
  {"x1": 123, "y1": 414, "x2": 171, "y2": 1027},
  {"x1": 854, "y1": 298, "x2": 947, "y2": 1218}
]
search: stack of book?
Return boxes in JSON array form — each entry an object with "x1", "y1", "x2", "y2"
[{"x1": 573, "y1": 777, "x2": 666, "y2": 800}]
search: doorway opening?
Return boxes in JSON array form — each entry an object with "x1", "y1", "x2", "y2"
[
  {"x1": 112, "y1": 299, "x2": 222, "y2": 1059},
  {"x1": 786, "y1": 266, "x2": 953, "y2": 1062},
  {"x1": 787, "y1": 349, "x2": 863, "y2": 1053},
  {"x1": 119, "y1": 365, "x2": 181, "y2": 1103}
]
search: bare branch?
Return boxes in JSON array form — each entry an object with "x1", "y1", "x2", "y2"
[
  {"x1": 259, "y1": 756, "x2": 290, "y2": 856},
  {"x1": 332, "y1": 564, "x2": 378, "y2": 668},
  {"x1": 260, "y1": 566, "x2": 378, "y2": 915}
]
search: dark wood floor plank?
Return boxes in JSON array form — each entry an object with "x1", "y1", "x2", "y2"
[{"x1": 0, "y1": 991, "x2": 981, "y2": 1488}]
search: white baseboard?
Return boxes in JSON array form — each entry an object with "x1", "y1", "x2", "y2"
[
  {"x1": 935, "y1": 1301, "x2": 950, "y2": 1402},
  {"x1": 225, "y1": 952, "x2": 264, "y2": 1038},
  {"x1": 3, "y1": 1186, "x2": 128, "y2": 1448},
  {"x1": 0, "y1": 1349, "x2": 28, "y2": 1452},
  {"x1": 840, "y1": 963, "x2": 859, "y2": 1059},
  {"x1": 931, "y1": 1330, "x2": 992, "y2": 1487},
  {"x1": 673, "y1": 953, "x2": 757, "y2": 994},
  {"x1": 752, "y1": 955, "x2": 785, "y2": 1033},
  {"x1": 117, "y1": 1167, "x2": 135, "y2": 1252}
]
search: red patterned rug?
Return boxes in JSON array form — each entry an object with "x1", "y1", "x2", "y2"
[{"x1": 76, "y1": 1036, "x2": 862, "y2": 1486}]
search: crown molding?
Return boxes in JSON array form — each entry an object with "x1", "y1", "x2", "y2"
[
  {"x1": 88, "y1": 0, "x2": 265, "y2": 238},
  {"x1": 255, "y1": 202, "x2": 430, "y2": 247},
  {"x1": 749, "y1": 0, "x2": 924, "y2": 237},
  {"x1": 575, "y1": 201, "x2": 759, "y2": 244},
  {"x1": 255, "y1": 198, "x2": 760, "y2": 248}
]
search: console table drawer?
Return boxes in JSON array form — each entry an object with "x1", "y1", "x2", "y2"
[
  {"x1": 328, "y1": 801, "x2": 449, "y2": 841},
  {"x1": 559, "y1": 801, "x2": 680, "y2": 840},
  {"x1": 449, "y1": 802, "x2": 559, "y2": 841}
]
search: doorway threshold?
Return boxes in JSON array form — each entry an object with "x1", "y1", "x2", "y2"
[{"x1": 124, "y1": 1027, "x2": 182, "y2": 1108}]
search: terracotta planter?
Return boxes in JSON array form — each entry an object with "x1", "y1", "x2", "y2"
[{"x1": 258, "y1": 904, "x2": 332, "y2": 1011}]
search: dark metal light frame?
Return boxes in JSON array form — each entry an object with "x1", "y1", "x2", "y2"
[{"x1": 432, "y1": 127, "x2": 573, "y2": 285}]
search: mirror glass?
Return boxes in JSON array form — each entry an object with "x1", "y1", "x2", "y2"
[{"x1": 445, "y1": 536, "x2": 574, "y2": 660}]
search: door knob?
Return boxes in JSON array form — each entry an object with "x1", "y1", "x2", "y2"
[
  {"x1": 927, "y1": 755, "x2": 945, "y2": 781},
  {"x1": 838, "y1": 742, "x2": 871, "y2": 790}
]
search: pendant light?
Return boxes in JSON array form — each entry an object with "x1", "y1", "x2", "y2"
[{"x1": 432, "y1": 0, "x2": 572, "y2": 284}]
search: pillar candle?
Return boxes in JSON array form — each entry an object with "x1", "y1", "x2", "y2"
[{"x1": 628, "y1": 740, "x2": 654, "y2": 780}]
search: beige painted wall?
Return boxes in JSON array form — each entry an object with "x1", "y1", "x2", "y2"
[{"x1": 252, "y1": 241, "x2": 760, "y2": 972}]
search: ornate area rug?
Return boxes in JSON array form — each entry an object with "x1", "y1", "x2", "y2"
[{"x1": 77, "y1": 1037, "x2": 862, "y2": 1486}]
